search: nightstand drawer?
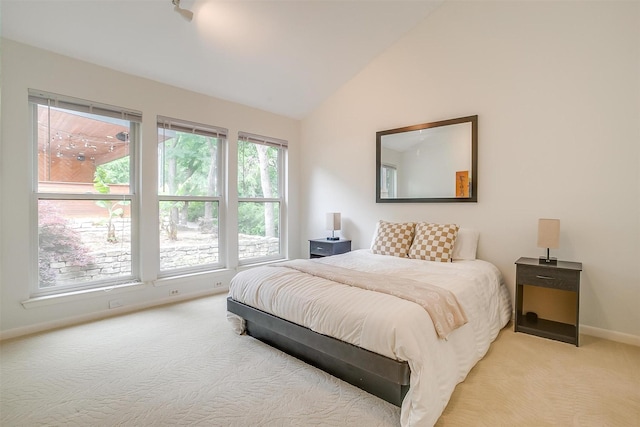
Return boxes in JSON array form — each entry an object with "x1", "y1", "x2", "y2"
[
  {"x1": 517, "y1": 265, "x2": 579, "y2": 291},
  {"x1": 310, "y1": 241, "x2": 334, "y2": 256},
  {"x1": 309, "y1": 239, "x2": 351, "y2": 258}
]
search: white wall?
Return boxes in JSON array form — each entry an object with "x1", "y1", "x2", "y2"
[
  {"x1": 0, "y1": 39, "x2": 300, "y2": 338},
  {"x1": 301, "y1": 1, "x2": 640, "y2": 340}
]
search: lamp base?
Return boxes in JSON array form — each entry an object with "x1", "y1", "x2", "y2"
[
  {"x1": 539, "y1": 256, "x2": 557, "y2": 265},
  {"x1": 327, "y1": 237, "x2": 339, "y2": 241}
]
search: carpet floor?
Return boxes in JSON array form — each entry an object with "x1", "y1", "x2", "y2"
[{"x1": 1, "y1": 294, "x2": 638, "y2": 426}]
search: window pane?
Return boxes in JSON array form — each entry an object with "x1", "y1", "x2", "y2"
[
  {"x1": 37, "y1": 105, "x2": 131, "y2": 193},
  {"x1": 159, "y1": 200, "x2": 220, "y2": 271},
  {"x1": 38, "y1": 199, "x2": 132, "y2": 289},
  {"x1": 158, "y1": 129, "x2": 221, "y2": 197},
  {"x1": 381, "y1": 165, "x2": 397, "y2": 199},
  {"x1": 237, "y1": 140, "x2": 280, "y2": 198},
  {"x1": 238, "y1": 202, "x2": 280, "y2": 260}
]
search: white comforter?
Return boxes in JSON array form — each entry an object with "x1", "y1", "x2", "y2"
[{"x1": 228, "y1": 250, "x2": 512, "y2": 427}]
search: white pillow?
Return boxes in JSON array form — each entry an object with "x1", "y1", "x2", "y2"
[
  {"x1": 369, "y1": 221, "x2": 381, "y2": 249},
  {"x1": 452, "y1": 228, "x2": 479, "y2": 260}
]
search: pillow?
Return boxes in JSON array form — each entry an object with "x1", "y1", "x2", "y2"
[
  {"x1": 370, "y1": 220, "x2": 415, "y2": 258},
  {"x1": 408, "y1": 222, "x2": 459, "y2": 262},
  {"x1": 452, "y1": 228, "x2": 479, "y2": 260}
]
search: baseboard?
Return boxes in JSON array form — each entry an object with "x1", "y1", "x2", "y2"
[
  {"x1": 580, "y1": 325, "x2": 640, "y2": 347},
  {"x1": 0, "y1": 289, "x2": 223, "y2": 341}
]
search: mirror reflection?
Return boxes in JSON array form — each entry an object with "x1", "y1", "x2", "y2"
[{"x1": 376, "y1": 115, "x2": 477, "y2": 203}]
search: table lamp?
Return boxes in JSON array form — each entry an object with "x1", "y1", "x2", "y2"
[
  {"x1": 326, "y1": 212, "x2": 341, "y2": 241},
  {"x1": 537, "y1": 218, "x2": 560, "y2": 265}
]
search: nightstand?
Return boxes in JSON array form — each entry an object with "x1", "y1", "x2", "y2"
[
  {"x1": 309, "y1": 238, "x2": 351, "y2": 258},
  {"x1": 515, "y1": 257, "x2": 582, "y2": 346}
]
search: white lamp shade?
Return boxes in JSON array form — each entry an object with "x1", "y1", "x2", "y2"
[
  {"x1": 537, "y1": 218, "x2": 560, "y2": 249},
  {"x1": 326, "y1": 212, "x2": 341, "y2": 231}
]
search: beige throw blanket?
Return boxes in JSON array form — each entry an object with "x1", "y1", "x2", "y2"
[{"x1": 275, "y1": 259, "x2": 468, "y2": 339}]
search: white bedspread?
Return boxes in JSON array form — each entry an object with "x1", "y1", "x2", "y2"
[{"x1": 228, "y1": 249, "x2": 512, "y2": 427}]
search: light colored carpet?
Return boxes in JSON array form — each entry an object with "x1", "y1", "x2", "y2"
[{"x1": 1, "y1": 294, "x2": 638, "y2": 426}]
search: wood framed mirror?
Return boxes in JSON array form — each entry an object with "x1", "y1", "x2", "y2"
[{"x1": 376, "y1": 115, "x2": 478, "y2": 203}]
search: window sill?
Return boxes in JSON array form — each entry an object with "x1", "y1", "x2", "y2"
[
  {"x1": 154, "y1": 268, "x2": 233, "y2": 285},
  {"x1": 21, "y1": 281, "x2": 149, "y2": 309},
  {"x1": 237, "y1": 258, "x2": 289, "y2": 271}
]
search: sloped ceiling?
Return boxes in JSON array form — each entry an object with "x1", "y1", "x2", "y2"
[{"x1": 1, "y1": 0, "x2": 442, "y2": 119}]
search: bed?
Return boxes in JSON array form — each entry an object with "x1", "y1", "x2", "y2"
[{"x1": 227, "y1": 222, "x2": 512, "y2": 426}]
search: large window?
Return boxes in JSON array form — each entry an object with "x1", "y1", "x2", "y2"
[
  {"x1": 237, "y1": 132, "x2": 287, "y2": 263},
  {"x1": 30, "y1": 90, "x2": 141, "y2": 295},
  {"x1": 157, "y1": 116, "x2": 226, "y2": 274}
]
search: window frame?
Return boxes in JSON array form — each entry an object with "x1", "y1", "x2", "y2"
[
  {"x1": 237, "y1": 131, "x2": 287, "y2": 265},
  {"x1": 29, "y1": 90, "x2": 141, "y2": 297},
  {"x1": 157, "y1": 116, "x2": 227, "y2": 277}
]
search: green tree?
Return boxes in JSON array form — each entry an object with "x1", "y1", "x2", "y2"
[
  {"x1": 94, "y1": 168, "x2": 129, "y2": 243},
  {"x1": 96, "y1": 156, "x2": 129, "y2": 184},
  {"x1": 238, "y1": 140, "x2": 279, "y2": 237},
  {"x1": 159, "y1": 133, "x2": 219, "y2": 239}
]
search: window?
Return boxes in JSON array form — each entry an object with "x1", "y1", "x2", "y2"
[
  {"x1": 237, "y1": 132, "x2": 287, "y2": 263},
  {"x1": 157, "y1": 116, "x2": 226, "y2": 274},
  {"x1": 380, "y1": 164, "x2": 397, "y2": 199},
  {"x1": 30, "y1": 90, "x2": 141, "y2": 296}
]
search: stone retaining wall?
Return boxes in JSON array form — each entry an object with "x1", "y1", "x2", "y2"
[{"x1": 44, "y1": 218, "x2": 280, "y2": 286}]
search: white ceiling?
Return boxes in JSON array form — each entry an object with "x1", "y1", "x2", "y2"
[{"x1": 1, "y1": 0, "x2": 441, "y2": 119}]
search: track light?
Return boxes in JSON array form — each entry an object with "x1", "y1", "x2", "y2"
[{"x1": 172, "y1": 0, "x2": 193, "y2": 22}]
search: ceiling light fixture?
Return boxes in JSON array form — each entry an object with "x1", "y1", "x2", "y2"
[{"x1": 172, "y1": 0, "x2": 193, "y2": 22}]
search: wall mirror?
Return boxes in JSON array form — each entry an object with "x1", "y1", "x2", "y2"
[{"x1": 376, "y1": 115, "x2": 477, "y2": 203}]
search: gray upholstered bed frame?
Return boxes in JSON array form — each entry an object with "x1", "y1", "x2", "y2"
[{"x1": 227, "y1": 297, "x2": 410, "y2": 406}]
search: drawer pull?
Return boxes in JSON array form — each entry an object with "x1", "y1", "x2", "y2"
[
  {"x1": 315, "y1": 247, "x2": 324, "y2": 250},
  {"x1": 536, "y1": 275, "x2": 556, "y2": 280}
]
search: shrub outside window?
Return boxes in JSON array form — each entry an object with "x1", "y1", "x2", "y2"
[
  {"x1": 237, "y1": 132, "x2": 287, "y2": 263},
  {"x1": 157, "y1": 116, "x2": 226, "y2": 274},
  {"x1": 30, "y1": 90, "x2": 141, "y2": 295}
]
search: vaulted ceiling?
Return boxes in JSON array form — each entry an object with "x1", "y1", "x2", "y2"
[{"x1": 1, "y1": 0, "x2": 442, "y2": 119}]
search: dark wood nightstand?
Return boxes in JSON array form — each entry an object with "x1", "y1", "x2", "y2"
[
  {"x1": 515, "y1": 257, "x2": 582, "y2": 346},
  {"x1": 309, "y1": 238, "x2": 351, "y2": 258}
]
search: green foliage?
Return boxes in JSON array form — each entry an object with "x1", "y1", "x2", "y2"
[
  {"x1": 238, "y1": 202, "x2": 265, "y2": 236},
  {"x1": 158, "y1": 132, "x2": 222, "y2": 239},
  {"x1": 157, "y1": 134, "x2": 282, "y2": 239},
  {"x1": 238, "y1": 140, "x2": 279, "y2": 198},
  {"x1": 238, "y1": 141, "x2": 260, "y2": 198},
  {"x1": 93, "y1": 169, "x2": 130, "y2": 243},
  {"x1": 187, "y1": 201, "x2": 203, "y2": 222},
  {"x1": 237, "y1": 140, "x2": 281, "y2": 238},
  {"x1": 93, "y1": 167, "x2": 111, "y2": 194},
  {"x1": 96, "y1": 156, "x2": 130, "y2": 185},
  {"x1": 238, "y1": 202, "x2": 279, "y2": 237},
  {"x1": 186, "y1": 201, "x2": 218, "y2": 223},
  {"x1": 160, "y1": 133, "x2": 217, "y2": 197}
]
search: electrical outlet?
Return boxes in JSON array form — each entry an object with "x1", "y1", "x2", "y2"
[
  {"x1": 109, "y1": 299, "x2": 123, "y2": 309},
  {"x1": 170, "y1": 289, "x2": 180, "y2": 296},
  {"x1": 214, "y1": 281, "x2": 223, "y2": 288}
]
